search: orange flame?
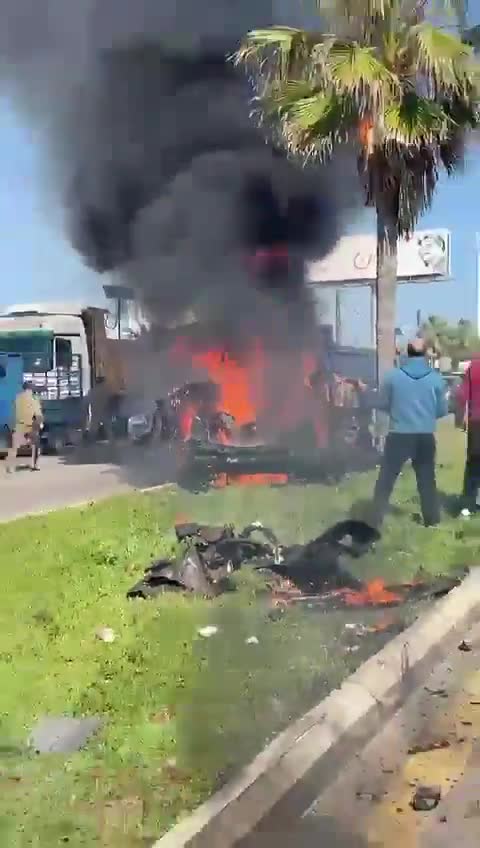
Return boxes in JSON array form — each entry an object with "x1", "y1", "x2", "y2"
[
  {"x1": 214, "y1": 472, "x2": 288, "y2": 488},
  {"x1": 169, "y1": 335, "x2": 331, "y2": 485},
  {"x1": 339, "y1": 579, "x2": 402, "y2": 607},
  {"x1": 191, "y1": 346, "x2": 262, "y2": 426}
]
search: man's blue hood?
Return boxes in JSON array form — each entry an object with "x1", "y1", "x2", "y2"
[
  {"x1": 399, "y1": 356, "x2": 432, "y2": 380},
  {"x1": 378, "y1": 356, "x2": 447, "y2": 434}
]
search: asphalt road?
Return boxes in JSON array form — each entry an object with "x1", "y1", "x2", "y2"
[{"x1": 0, "y1": 442, "x2": 174, "y2": 522}]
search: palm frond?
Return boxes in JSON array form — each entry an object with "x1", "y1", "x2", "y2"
[
  {"x1": 412, "y1": 23, "x2": 473, "y2": 92},
  {"x1": 233, "y1": 27, "x2": 327, "y2": 76},
  {"x1": 267, "y1": 80, "x2": 319, "y2": 115},
  {"x1": 327, "y1": 41, "x2": 400, "y2": 111},
  {"x1": 368, "y1": 144, "x2": 439, "y2": 236},
  {"x1": 281, "y1": 92, "x2": 355, "y2": 158},
  {"x1": 384, "y1": 91, "x2": 452, "y2": 144},
  {"x1": 234, "y1": 26, "x2": 299, "y2": 61}
]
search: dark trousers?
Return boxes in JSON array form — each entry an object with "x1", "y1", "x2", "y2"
[
  {"x1": 373, "y1": 433, "x2": 440, "y2": 527},
  {"x1": 463, "y1": 421, "x2": 480, "y2": 508}
]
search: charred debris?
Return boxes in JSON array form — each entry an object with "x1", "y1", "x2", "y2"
[{"x1": 127, "y1": 519, "x2": 460, "y2": 606}]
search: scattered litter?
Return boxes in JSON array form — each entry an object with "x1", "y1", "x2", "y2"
[
  {"x1": 245, "y1": 636, "x2": 259, "y2": 645},
  {"x1": 408, "y1": 739, "x2": 450, "y2": 755},
  {"x1": 346, "y1": 645, "x2": 361, "y2": 653},
  {"x1": 458, "y1": 640, "x2": 473, "y2": 653},
  {"x1": 424, "y1": 687, "x2": 449, "y2": 698},
  {"x1": 197, "y1": 626, "x2": 219, "y2": 638},
  {"x1": 439, "y1": 815, "x2": 447, "y2": 824},
  {"x1": 355, "y1": 791, "x2": 383, "y2": 803},
  {"x1": 344, "y1": 623, "x2": 369, "y2": 637},
  {"x1": 29, "y1": 716, "x2": 103, "y2": 754},
  {"x1": 461, "y1": 508, "x2": 472, "y2": 518},
  {"x1": 95, "y1": 627, "x2": 116, "y2": 643},
  {"x1": 411, "y1": 785, "x2": 441, "y2": 812}
]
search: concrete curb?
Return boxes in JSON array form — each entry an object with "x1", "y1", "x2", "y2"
[{"x1": 155, "y1": 568, "x2": 480, "y2": 848}]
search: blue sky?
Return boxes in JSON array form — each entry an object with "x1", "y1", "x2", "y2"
[
  {"x1": 0, "y1": 93, "x2": 478, "y2": 344},
  {"x1": 0, "y1": 97, "x2": 103, "y2": 310}
]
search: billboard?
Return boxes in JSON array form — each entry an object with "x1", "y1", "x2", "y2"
[{"x1": 306, "y1": 229, "x2": 451, "y2": 285}]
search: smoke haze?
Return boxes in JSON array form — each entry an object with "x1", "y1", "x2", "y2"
[{"x1": 0, "y1": 0, "x2": 358, "y2": 338}]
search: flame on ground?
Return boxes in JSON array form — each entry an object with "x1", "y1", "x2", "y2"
[
  {"x1": 213, "y1": 472, "x2": 288, "y2": 488},
  {"x1": 339, "y1": 579, "x2": 402, "y2": 607}
]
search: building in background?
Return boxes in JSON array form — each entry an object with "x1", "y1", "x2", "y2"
[{"x1": 307, "y1": 229, "x2": 451, "y2": 348}]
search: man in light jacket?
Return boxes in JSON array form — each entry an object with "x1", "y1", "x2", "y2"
[
  {"x1": 372, "y1": 338, "x2": 448, "y2": 527},
  {"x1": 6, "y1": 381, "x2": 43, "y2": 473}
]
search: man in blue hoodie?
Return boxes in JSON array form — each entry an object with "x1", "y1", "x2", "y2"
[{"x1": 372, "y1": 338, "x2": 448, "y2": 527}]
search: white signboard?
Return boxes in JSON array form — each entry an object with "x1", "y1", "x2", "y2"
[{"x1": 307, "y1": 229, "x2": 451, "y2": 285}]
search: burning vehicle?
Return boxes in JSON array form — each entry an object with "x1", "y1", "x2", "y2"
[{"x1": 126, "y1": 326, "x2": 379, "y2": 488}]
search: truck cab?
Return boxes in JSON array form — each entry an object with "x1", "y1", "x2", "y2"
[{"x1": 0, "y1": 303, "x2": 125, "y2": 451}]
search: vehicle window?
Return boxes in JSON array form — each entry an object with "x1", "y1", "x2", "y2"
[
  {"x1": 55, "y1": 337, "x2": 73, "y2": 369},
  {"x1": 0, "y1": 333, "x2": 53, "y2": 372}
]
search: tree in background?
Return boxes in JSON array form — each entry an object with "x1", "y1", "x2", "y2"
[
  {"x1": 421, "y1": 314, "x2": 480, "y2": 365},
  {"x1": 236, "y1": 0, "x2": 479, "y2": 380}
]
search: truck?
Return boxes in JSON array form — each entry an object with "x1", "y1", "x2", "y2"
[{"x1": 0, "y1": 302, "x2": 127, "y2": 454}]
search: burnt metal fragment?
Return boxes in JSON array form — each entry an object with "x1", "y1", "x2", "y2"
[{"x1": 411, "y1": 785, "x2": 441, "y2": 812}]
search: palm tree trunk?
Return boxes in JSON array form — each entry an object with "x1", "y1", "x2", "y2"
[{"x1": 375, "y1": 202, "x2": 398, "y2": 384}]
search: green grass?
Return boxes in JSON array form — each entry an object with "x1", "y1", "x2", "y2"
[{"x1": 0, "y1": 423, "x2": 474, "y2": 846}]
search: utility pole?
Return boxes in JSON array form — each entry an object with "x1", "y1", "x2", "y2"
[{"x1": 335, "y1": 288, "x2": 342, "y2": 344}]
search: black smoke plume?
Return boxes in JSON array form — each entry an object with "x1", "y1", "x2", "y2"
[{"x1": 0, "y1": 0, "x2": 357, "y2": 336}]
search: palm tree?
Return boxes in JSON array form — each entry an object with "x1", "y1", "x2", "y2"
[{"x1": 235, "y1": 0, "x2": 479, "y2": 380}]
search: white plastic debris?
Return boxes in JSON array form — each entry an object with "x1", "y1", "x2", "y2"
[
  {"x1": 197, "y1": 626, "x2": 219, "y2": 638},
  {"x1": 95, "y1": 627, "x2": 116, "y2": 643},
  {"x1": 344, "y1": 623, "x2": 368, "y2": 637},
  {"x1": 30, "y1": 716, "x2": 103, "y2": 753},
  {"x1": 461, "y1": 508, "x2": 472, "y2": 518},
  {"x1": 246, "y1": 636, "x2": 259, "y2": 645}
]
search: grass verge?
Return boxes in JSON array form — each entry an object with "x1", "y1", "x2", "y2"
[{"x1": 0, "y1": 423, "x2": 473, "y2": 846}]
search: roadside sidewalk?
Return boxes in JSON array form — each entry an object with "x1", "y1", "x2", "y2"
[{"x1": 288, "y1": 620, "x2": 480, "y2": 848}]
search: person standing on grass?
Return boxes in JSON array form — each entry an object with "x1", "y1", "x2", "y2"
[
  {"x1": 6, "y1": 381, "x2": 43, "y2": 474},
  {"x1": 455, "y1": 356, "x2": 480, "y2": 511},
  {"x1": 371, "y1": 338, "x2": 447, "y2": 527}
]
